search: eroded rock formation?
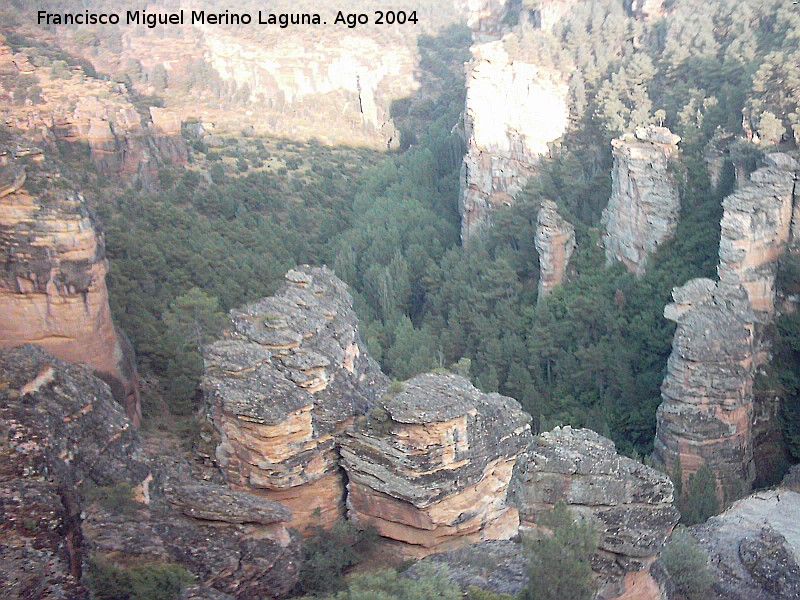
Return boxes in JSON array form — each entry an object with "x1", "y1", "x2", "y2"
[
  {"x1": 601, "y1": 126, "x2": 681, "y2": 275},
  {"x1": 654, "y1": 278, "x2": 756, "y2": 504},
  {"x1": 460, "y1": 38, "x2": 568, "y2": 241},
  {"x1": 0, "y1": 145, "x2": 141, "y2": 424},
  {"x1": 0, "y1": 345, "x2": 300, "y2": 599},
  {"x1": 341, "y1": 372, "x2": 532, "y2": 553},
  {"x1": 511, "y1": 426, "x2": 679, "y2": 600},
  {"x1": 203, "y1": 266, "x2": 388, "y2": 532},
  {"x1": 535, "y1": 199, "x2": 575, "y2": 301}
]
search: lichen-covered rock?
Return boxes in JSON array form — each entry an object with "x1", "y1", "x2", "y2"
[
  {"x1": 0, "y1": 144, "x2": 141, "y2": 425},
  {"x1": 654, "y1": 277, "x2": 756, "y2": 504},
  {"x1": 718, "y1": 153, "x2": 798, "y2": 319},
  {"x1": 341, "y1": 372, "x2": 532, "y2": 553},
  {"x1": 203, "y1": 266, "x2": 388, "y2": 531},
  {"x1": 460, "y1": 39, "x2": 568, "y2": 241},
  {"x1": 690, "y1": 489, "x2": 800, "y2": 600},
  {"x1": 0, "y1": 345, "x2": 300, "y2": 599},
  {"x1": 511, "y1": 426, "x2": 679, "y2": 600},
  {"x1": 601, "y1": 126, "x2": 681, "y2": 276},
  {"x1": 535, "y1": 200, "x2": 575, "y2": 301}
]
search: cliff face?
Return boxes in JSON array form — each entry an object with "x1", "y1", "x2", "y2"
[
  {"x1": 341, "y1": 372, "x2": 532, "y2": 553},
  {"x1": 511, "y1": 427, "x2": 679, "y2": 600},
  {"x1": 460, "y1": 38, "x2": 568, "y2": 241},
  {"x1": 0, "y1": 345, "x2": 300, "y2": 599},
  {"x1": 535, "y1": 199, "x2": 575, "y2": 301},
  {"x1": 203, "y1": 267, "x2": 388, "y2": 532},
  {"x1": 0, "y1": 146, "x2": 141, "y2": 425},
  {"x1": 655, "y1": 278, "x2": 756, "y2": 504},
  {"x1": 601, "y1": 126, "x2": 681, "y2": 276}
]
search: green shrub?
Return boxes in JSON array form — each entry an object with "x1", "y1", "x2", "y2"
[
  {"x1": 329, "y1": 564, "x2": 459, "y2": 599},
  {"x1": 660, "y1": 527, "x2": 716, "y2": 600},
  {"x1": 84, "y1": 555, "x2": 194, "y2": 600},
  {"x1": 84, "y1": 482, "x2": 141, "y2": 515},
  {"x1": 300, "y1": 520, "x2": 378, "y2": 595}
]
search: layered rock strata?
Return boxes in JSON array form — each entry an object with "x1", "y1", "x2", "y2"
[
  {"x1": 601, "y1": 126, "x2": 681, "y2": 276},
  {"x1": 203, "y1": 266, "x2": 388, "y2": 532},
  {"x1": 535, "y1": 199, "x2": 575, "y2": 301},
  {"x1": 341, "y1": 372, "x2": 532, "y2": 553},
  {"x1": 460, "y1": 39, "x2": 568, "y2": 241},
  {"x1": 0, "y1": 145, "x2": 141, "y2": 424},
  {"x1": 511, "y1": 426, "x2": 679, "y2": 600},
  {"x1": 654, "y1": 278, "x2": 756, "y2": 504},
  {"x1": 0, "y1": 345, "x2": 300, "y2": 599}
]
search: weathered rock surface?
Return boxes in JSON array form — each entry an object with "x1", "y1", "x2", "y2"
[
  {"x1": 655, "y1": 278, "x2": 756, "y2": 504},
  {"x1": 0, "y1": 144, "x2": 141, "y2": 425},
  {"x1": 511, "y1": 426, "x2": 679, "y2": 600},
  {"x1": 0, "y1": 345, "x2": 300, "y2": 599},
  {"x1": 602, "y1": 126, "x2": 681, "y2": 276},
  {"x1": 341, "y1": 372, "x2": 532, "y2": 553},
  {"x1": 460, "y1": 38, "x2": 568, "y2": 241},
  {"x1": 535, "y1": 200, "x2": 575, "y2": 301},
  {"x1": 690, "y1": 488, "x2": 800, "y2": 600},
  {"x1": 203, "y1": 266, "x2": 388, "y2": 532},
  {"x1": 718, "y1": 153, "x2": 798, "y2": 319}
]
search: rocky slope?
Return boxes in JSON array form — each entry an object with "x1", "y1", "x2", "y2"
[
  {"x1": 203, "y1": 266, "x2": 388, "y2": 532},
  {"x1": 654, "y1": 277, "x2": 756, "y2": 505},
  {"x1": 511, "y1": 427, "x2": 679, "y2": 600},
  {"x1": 341, "y1": 372, "x2": 532, "y2": 553},
  {"x1": 601, "y1": 126, "x2": 681, "y2": 276},
  {"x1": 535, "y1": 199, "x2": 575, "y2": 301},
  {"x1": 0, "y1": 142, "x2": 141, "y2": 425},
  {"x1": 0, "y1": 345, "x2": 300, "y2": 599},
  {"x1": 460, "y1": 37, "x2": 569, "y2": 241}
]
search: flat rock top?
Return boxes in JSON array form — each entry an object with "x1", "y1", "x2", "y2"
[{"x1": 384, "y1": 372, "x2": 483, "y2": 424}]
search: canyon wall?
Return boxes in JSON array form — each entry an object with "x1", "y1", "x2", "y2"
[
  {"x1": 601, "y1": 126, "x2": 681, "y2": 276},
  {"x1": 0, "y1": 146, "x2": 141, "y2": 424},
  {"x1": 535, "y1": 199, "x2": 575, "y2": 301},
  {"x1": 0, "y1": 345, "x2": 300, "y2": 599},
  {"x1": 341, "y1": 372, "x2": 532, "y2": 553},
  {"x1": 203, "y1": 267, "x2": 389, "y2": 532}
]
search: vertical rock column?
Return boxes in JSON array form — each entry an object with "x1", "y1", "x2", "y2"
[
  {"x1": 601, "y1": 126, "x2": 680, "y2": 276},
  {"x1": 203, "y1": 267, "x2": 388, "y2": 532},
  {"x1": 534, "y1": 199, "x2": 575, "y2": 301}
]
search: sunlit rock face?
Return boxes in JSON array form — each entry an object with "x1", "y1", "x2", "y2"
[
  {"x1": 655, "y1": 277, "x2": 756, "y2": 505},
  {"x1": 511, "y1": 426, "x2": 679, "y2": 600},
  {"x1": 0, "y1": 345, "x2": 300, "y2": 599},
  {"x1": 341, "y1": 372, "x2": 532, "y2": 554},
  {"x1": 601, "y1": 126, "x2": 681, "y2": 276},
  {"x1": 535, "y1": 199, "x2": 575, "y2": 301},
  {"x1": 0, "y1": 147, "x2": 141, "y2": 425},
  {"x1": 718, "y1": 153, "x2": 798, "y2": 320},
  {"x1": 460, "y1": 40, "x2": 568, "y2": 241},
  {"x1": 203, "y1": 266, "x2": 388, "y2": 532}
]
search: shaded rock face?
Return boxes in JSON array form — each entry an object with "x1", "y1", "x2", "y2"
[
  {"x1": 341, "y1": 372, "x2": 533, "y2": 553},
  {"x1": 718, "y1": 153, "x2": 798, "y2": 320},
  {"x1": 460, "y1": 39, "x2": 568, "y2": 241},
  {"x1": 690, "y1": 488, "x2": 800, "y2": 600},
  {"x1": 601, "y1": 126, "x2": 681, "y2": 276},
  {"x1": 0, "y1": 345, "x2": 300, "y2": 599},
  {"x1": 511, "y1": 427, "x2": 679, "y2": 600},
  {"x1": 655, "y1": 278, "x2": 756, "y2": 505},
  {"x1": 203, "y1": 266, "x2": 388, "y2": 532},
  {"x1": 0, "y1": 146, "x2": 141, "y2": 425},
  {"x1": 535, "y1": 199, "x2": 575, "y2": 301}
]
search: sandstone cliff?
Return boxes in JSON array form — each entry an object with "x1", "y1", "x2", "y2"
[
  {"x1": 460, "y1": 37, "x2": 568, "y2": 241},
  {"x1": 535, "y1": 199, "x2": 575, "y2": 301},
  {"x1": 0, "y1": 144, "x2": 141, "y2": 425},
  {"x1": 511, "y1": 426, "x2": 679, "y2": 600},
  {"x1": 0, "y1": 345, "x2": 300, "y2": 599},
  {"x1": 203, "y1": 266, "x2": 388, "y2": 532},
  {"x1": 341, "y1": 372, "x2": 532, "y2": 553},
  {"x1": 601, "y1": 126, "x2": 681, "y2": 276},
  {"x1": 654, "y1": 277, "x2": 756, "y2": 505}
]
